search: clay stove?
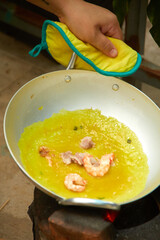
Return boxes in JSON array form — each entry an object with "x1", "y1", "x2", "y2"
[{"x1": 28, "y1": 187, "x2": 160, "y2": 240}]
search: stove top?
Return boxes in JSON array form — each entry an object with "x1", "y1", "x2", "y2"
[{"x1": 28, "y1": 187, "x2": 160, "y2": 240}]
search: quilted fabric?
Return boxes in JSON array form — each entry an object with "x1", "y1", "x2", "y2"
[{"x1": 29, "y1": 20, "x2": 141, "y2": 77}]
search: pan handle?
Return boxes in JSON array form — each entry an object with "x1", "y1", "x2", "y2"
[
  {"x1": 58, "y1": 197, "x2": 120, "y2": 210},
  {"x1": 66, "y1": 52, "x2": 77, "y2": 70},
  {"x1": 63, "y1": 52, "x2": 120, "y2": 211}
]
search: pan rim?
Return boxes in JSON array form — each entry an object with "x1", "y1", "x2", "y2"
[{"x1": 3, "y1": 69, "x2": 160, "y2": 206}]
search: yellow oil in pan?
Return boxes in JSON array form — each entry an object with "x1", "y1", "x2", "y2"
[{"x1": 18, "y1": 109, "x2": 149, "y2": 203}]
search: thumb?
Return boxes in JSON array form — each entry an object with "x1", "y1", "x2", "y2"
[{"x1": 93, "y1": 32, "x2": 118, "y2": 58}]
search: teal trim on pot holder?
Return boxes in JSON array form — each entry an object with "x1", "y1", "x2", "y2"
[
  {"x1": 29, "y1": 20, "x2": 50, "y2": 57},
  {"x1": 29, "y1": 42, "x2": 48, "y2": 57},
  {"x1": 29, "y1": 20, "x2": 142, "y2": 77}
]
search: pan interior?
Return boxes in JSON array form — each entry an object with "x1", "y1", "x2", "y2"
[{"x1": 4, "y1": 70, "x2": 160, "y2": 204}]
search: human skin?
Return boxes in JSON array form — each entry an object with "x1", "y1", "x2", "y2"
[{"x1": 44, "y1": 0, "x2": 123, "y2": 57}]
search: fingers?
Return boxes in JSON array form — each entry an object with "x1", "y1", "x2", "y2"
[
  {"x1": 111, "y1": 27, "x2": 123, "y2": 41},
  {"x1": 58, "y1": 1, "x2": 123, "y2": 58},
  {"x1": 100, "y1": 15, "x2": 123, "y2": 41},
  {"x1": 91, "y1": 31, "x2": 118, "y2": 58}
]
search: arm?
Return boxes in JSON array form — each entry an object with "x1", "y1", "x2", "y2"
[{"x1": 43, "y1": 0, "x2": 123, "y2": 57}]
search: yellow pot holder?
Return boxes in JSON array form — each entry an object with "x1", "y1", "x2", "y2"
[{"x1": 29, "y1": 20, "x2": 141, "y2": 77}]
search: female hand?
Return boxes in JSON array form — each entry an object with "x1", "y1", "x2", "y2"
[{"x1": 49, "y1": 0, "x2": 123, "y2": 57}]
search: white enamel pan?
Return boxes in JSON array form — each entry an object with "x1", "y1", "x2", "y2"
[{"x1": 3, "y1": 69, "x2": 160, "y2": 210}]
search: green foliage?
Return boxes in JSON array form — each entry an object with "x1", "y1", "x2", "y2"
[
  {"x1": 147, "y1": 0, "x2": 160, "y2": 47},
  {"x1": 112, "y1": 0, "x2": 131, "y2": 27},
  {"x1": 113, "y1": 0, "x2": 160, "y2": 47}
]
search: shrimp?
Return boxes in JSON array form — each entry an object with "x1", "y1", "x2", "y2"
[
  {"x1": 83, "y1": 153, "x2": 115, "y2": 177},
  {"x1": 80, "y1": 136, "x2": 95, "y2": 149},
  {"x1": 61, "y1": 151, "x2": 84, "y2": 166},
  {"x1": 64, "y1": 173, "x2": 87, "y2": 192},
  {"x1": 39, "y1": 146, "x2": 55, "y2": 167}
]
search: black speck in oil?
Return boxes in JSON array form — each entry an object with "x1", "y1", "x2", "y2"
[
  {"x1": 127, "y1": 138, "x2": 132, "y2": 144},
  {"x1": 97, "y1": 197, "x2": 105, "y2": 200}
]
